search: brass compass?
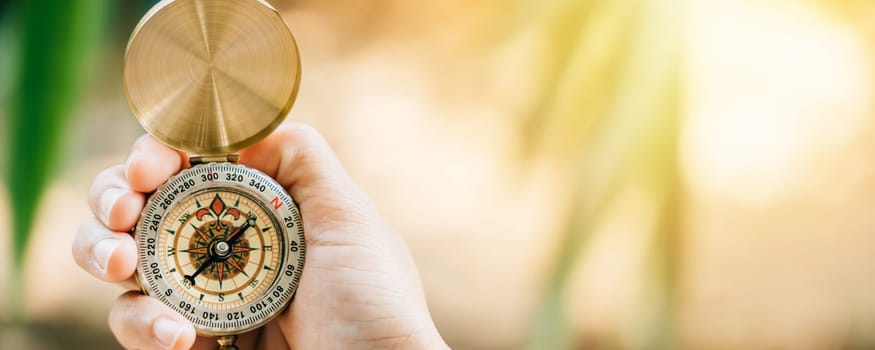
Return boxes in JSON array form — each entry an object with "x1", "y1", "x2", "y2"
[{"x1": 125, "y1": 1, "x2": 305, "y2": 349}]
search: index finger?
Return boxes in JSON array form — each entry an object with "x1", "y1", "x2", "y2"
[{"x1": 126, "y1": 134, "x2": 189, "y2": 193}]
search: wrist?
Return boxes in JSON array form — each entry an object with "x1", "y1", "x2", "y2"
[
  {"x1": 424, "y1": 335, "x2": 451, "y2": 350},
  {"x1": 408, "y1": 321, "x2": 450, "y2": 350}
]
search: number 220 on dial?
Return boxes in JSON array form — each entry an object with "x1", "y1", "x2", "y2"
[{"x1": 136, "y1": 163, "x2": 305, "y2": 335}]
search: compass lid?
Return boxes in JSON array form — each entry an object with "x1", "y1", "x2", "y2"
[{"x1": 124, "y1": 0, "x2": 300, "y2": 155}]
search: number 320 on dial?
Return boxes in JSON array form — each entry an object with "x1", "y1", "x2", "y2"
[{"x1": 136, "y1": 162, "x2": 305, "y2": 335}]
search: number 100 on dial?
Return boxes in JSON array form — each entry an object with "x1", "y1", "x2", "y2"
[{"x1": 136, "y1": 162, "x2": 305, "y2": 335}]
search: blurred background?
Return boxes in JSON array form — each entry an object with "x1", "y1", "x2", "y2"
[{"x1": 2, "y1": 0, "x2": 875, "y2": 349}]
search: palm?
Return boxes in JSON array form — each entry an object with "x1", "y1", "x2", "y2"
[
  {"x1": 76, "y1": 126, "x2": 445, "y2": 350},
  {"x1": 192, "y1": 187, "x2": 432, "y2": 349}
]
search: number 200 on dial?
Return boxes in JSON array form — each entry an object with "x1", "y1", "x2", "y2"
[{"x1": 136, "y1": 163, "x2": 305, "y2": 335}]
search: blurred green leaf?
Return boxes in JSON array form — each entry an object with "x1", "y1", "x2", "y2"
[
  {"x1": 0, "y1": 0, "x2": 10, "y2": 19},
  {"x1": 6, "y1": 0, "x2": 109, "y2": 313}
]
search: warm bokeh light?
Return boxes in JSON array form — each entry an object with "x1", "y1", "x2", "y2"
[{"x1": 3, "y1": 0, "x2": 875, "y2": 349}]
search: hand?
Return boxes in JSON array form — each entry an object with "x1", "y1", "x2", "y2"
[{"x1": 73, "y1": 124, "x2": 449, "y2": 350}]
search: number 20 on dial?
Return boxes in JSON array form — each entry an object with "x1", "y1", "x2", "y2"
[{"x1": 136, "y1": 163, "x2": 305, "y2": 335}]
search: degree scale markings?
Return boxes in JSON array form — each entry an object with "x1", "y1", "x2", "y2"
[
  {"x1": 137, "y1": 163, "x2": 305, "y2": 333},
  {"x1": 170, "y1": 191, "x2": 271, "y2": 299}
]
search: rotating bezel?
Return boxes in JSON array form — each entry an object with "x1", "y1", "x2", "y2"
[{"x1": 135, "y1": 163, "x2": 305, "y2": 336}]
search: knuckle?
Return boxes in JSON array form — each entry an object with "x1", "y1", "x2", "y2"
[
  {"x1": 72, "y1": 218, "x2": 99, "y2": 266},
  {"x1": 279, "y1": 123, "x2": 323, "y2": 147},
  {"x1": 109, "y1": 293, "x2": 135, "y2": 329},
  {"x1": 110, "y1": 292, "x2": 149, "y2": 328},
  {"x1": 90, "y1": 166, "x2": 121, "y2": 195},
  {"x1": 89, "y1": 165, "x2": 127, "y2": 205},
  {"x1": 72, "y1": 222, "x2": 89, "y2": 267},
  {"x1": 132, "y1": 133, "x2": 154, "y2": 150}
]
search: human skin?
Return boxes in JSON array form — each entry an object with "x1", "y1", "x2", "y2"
[{"x1": 73, "y1": 123, "x2": 450, "y2": 350}]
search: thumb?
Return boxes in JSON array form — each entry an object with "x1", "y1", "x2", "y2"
[{"x1": 238, "y1": 123, "x2": 377, "y2": 238}]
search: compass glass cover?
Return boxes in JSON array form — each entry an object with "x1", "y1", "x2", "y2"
[{"x1": 137, "y1": 163, "x2": 305, "y2": 335}]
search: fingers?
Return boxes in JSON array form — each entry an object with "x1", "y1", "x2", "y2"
[
  {"x1": 73, "y1": 218, "x2": 138, "y2": 284},
  {"x1": 88, "y1": 165, "x2": 145, "y2": 231},
  {"x1": 89, "y1": 135, "x2": 185, "y2": 230},
  {"x1": 83, "y1": 134, "x2": 183, "y2": 283},
  {"x1": 126, "y1": 134, "x2": 187, "y2": 193},
  {"x1": 109, "y1": 292, "x2": 197, "y2": 350},
  {"x1": 239, "y1": 123, "x2": 376, "y2": 233}
]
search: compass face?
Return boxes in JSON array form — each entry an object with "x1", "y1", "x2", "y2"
[{"x1": 136, "y1": 163, "x2": 305, "y2": 335}]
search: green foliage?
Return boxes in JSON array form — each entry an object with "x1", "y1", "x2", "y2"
[{"x1": 6, "y1": 0, "x2": 108, "y2": 289}]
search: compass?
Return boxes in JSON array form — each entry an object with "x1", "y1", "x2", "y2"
[{"x1": 124, "y1": 1, "x2": 305, "y2": 349}]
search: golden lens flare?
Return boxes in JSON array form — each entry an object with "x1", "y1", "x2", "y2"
[{"x1": 124, "y1": 0, "x2": 301, "y2": 155}]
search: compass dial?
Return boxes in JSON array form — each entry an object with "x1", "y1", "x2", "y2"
[{"x1": 136, "y1": 163, "x2": 305, "y2": 335}]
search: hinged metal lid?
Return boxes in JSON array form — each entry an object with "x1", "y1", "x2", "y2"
[{"x1": 124, "y1": 0, "x2": 300, "y2": 155}]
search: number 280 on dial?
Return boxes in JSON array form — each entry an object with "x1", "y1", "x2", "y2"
[{"x1": 136, "y1": 162, "x2": 305, "y2": 335}]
